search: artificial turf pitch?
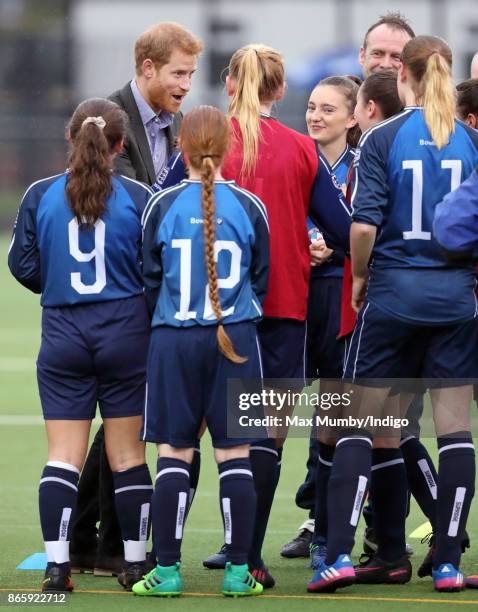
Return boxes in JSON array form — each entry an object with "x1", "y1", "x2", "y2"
[{"x1": 1, "y1": 233, "x2": 478, "y2": 611}]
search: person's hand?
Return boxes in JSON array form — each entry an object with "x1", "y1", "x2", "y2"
[
  {"x1": 352, "y1": 273, "x2": 369, "y2": 312},
  {"x1": 310, "y1": 238, "x2": 333, "y2": 266}
]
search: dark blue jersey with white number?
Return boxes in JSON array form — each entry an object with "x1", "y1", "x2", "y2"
[
  {"x1": 8, "y1": 172, "x2": 152, "y2": 306},
  {"x1": 352, "y1": 108, "x2": 478, "y2": 324},
  {"x1": 142, "y1": 179, "x2": 269, "y2": 328}
]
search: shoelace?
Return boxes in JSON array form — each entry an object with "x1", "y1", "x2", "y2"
[{"x1": 421, "y1": 532, "x2": 435, "y2": 547}]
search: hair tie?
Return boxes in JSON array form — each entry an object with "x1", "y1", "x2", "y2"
[
  {"x1": 81, "y1": 116, "x2": 106, "y2": 130},
  {"x1": 201, "y1": 154, "x2": 214, "y2": 159}
]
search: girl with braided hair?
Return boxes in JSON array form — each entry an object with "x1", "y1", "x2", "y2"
[{"x1": 136, "y1": 105, "x2": 269, "y2": 597}]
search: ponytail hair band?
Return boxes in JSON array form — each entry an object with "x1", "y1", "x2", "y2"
[{"x1": 81, "y1": 116, "x2": 106, "y2": 130}]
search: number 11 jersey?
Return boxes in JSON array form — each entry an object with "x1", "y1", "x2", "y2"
[{"x1": 351, "y1": 108, "x2": 478, "y2": 325}]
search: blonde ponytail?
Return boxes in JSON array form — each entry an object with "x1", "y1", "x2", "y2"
[
  {"x1": 200, "y1": 157, "x2": 247, "y2": 364},
  {"x1": 228, "y1": 47, "x2": 262, "y2": 178},
  {"x1": 401, "y1": 36, "x2": 455, "y2": 150},
  {"x1": 422, "y1": 52, "x2": 455, "y2": 149},
  {"x1": 228, "y1": 44, "x2": 285, "y2": 178}
]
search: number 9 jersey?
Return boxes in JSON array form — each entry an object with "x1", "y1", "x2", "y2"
[
  {"x1": 351, "y1": 107, "x2": 478, "y2": 325},
  {"x1": 142, "y1": 179, "x2": 270, "y2": 328},
  {"x1": 8, "y1": 172, "x2": 153, "y2": 305}
]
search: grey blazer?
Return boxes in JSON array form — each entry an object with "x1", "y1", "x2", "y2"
[{"x1": 109, "y1": 82, "x2": 182, "y2": 185}]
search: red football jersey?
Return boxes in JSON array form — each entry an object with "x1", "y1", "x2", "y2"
[
  {"x1": 339, "y1": 257, "x2": 356, "y2": 338},
  {"x1": 338, "y1": 165, "x2": 357, "y2": 338},
  {"x1": 222, "y1": 117, "x2": 318, "y2": 320}
]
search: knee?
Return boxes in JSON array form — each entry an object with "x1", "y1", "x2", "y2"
[
  {"x1": 158, "y1": 444, "x2": 194, "y2": 464},
  {"x1": 214, "y1": 445, "x2": 250, "y2": 464},
  {"x1": 108, "y1": 446, "x2": 145, "y2": 472},
  {"x1": 373, "y1": 436, "x2": 400, "y2": 449}
]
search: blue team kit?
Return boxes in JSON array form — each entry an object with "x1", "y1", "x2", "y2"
[
  {"x1": 8, "y1": 172, "x2": 153, "y2": 419},
  {"x1": 141, "y1": 179, "x2": 270, "y2": 446},
  {"x1": 345, "y1": 107, "x2": 478, "y2": 381}
]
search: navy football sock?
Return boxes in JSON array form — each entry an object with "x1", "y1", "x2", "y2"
[
  {"x1": 113, "y1": 463, "x2": 153, "y2": 563},
  {"x1": 312, "y1": 442, "x2": 335, "y2": 545},
  {"x1": 435, "y1": 432, "x2": 475, "y2": 568},
  {"x1": 152, "y1": 458, "x2": 190, "y2": 566},
  {"x1": 400, "y1": 436, "x2": 438, "y2": 529},
  {"x1": 188, "y1": 446, "x2": 201, "y2": 513},
  {"x1": 371, "y1": 448, "x2": 407, "y2": 561},
  {"x1": 218, "y1": 458, "x2": 256, "y2": 565},
  {"x1": 276, "y1": 446, "x2": 283, "y2": 483},
  {"x1": 39, "y1": 462, "x2": 79, "y2": 567},
  {"x1": 326, "y1": 437, "x2": 372, "y2": 564},
  {"x1": 248, "y1": 439, "x2": 279, "y2": 567}
]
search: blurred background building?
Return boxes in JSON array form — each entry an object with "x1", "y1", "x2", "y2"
[{"x1": 0, "y1": 0, "x2": 477, "y2": 228}]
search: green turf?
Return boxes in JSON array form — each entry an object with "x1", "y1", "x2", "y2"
[
  {"x1": 2, "y1": 233, "x2": 478, "y2": 611},
  {"x1": 0, "y1": 189, "x2": 22, "y2": 232}
]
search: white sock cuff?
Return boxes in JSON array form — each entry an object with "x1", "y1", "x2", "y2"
[
  {"x1": 46, "y1": 461, "x2": 80, "y2": 474},
  {"x1": 123, "y1": 540, "x2": 148, "y2": 563},
  {"x1": 336, "y1": 436, "x2": 372, "y2": 448},
  {"x1": 45, "y1": 541, "x2": 70, "y2": 564},
  {"x1": 299, "y1": 518, "x2": 315, "y2": 533}
]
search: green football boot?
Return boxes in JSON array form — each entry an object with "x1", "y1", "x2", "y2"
[
  {"x1": 132, "y1": 562, "x2": 183, "y2": 597},
  {"x1": 222, "y1": 562, "x2": 264, "y2": 597}
]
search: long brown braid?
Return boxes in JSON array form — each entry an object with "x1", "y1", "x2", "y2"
[{"x1": 180, "y1": 106, "x2": 246, "y2": 363}]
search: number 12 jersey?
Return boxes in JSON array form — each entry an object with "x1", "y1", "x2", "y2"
[{"x1": 141, "y1": 179, "x2": 270, "y2": 328}]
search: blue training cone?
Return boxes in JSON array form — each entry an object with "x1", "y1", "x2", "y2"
[{"x1": 16, "y1": 553, "x2": 47, "y2": 570}]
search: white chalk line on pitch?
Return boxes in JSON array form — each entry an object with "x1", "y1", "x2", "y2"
[
  {"x1": 0, "y1": 415, "x2": 103, "y2": 425},
  {"x1": 1, "y1": 588, "x2": 478, "y2": 604},
  {"x1": 0, "y1": 358, "x2": 35, "y2": 372},
  {"x1": 0, "y1": 329, "x2": 39, "y2": 341}
]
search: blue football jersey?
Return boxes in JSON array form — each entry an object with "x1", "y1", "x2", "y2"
[
  {"x1": 8, "y1": 172, "x2": 152, "y2": 306},
  {"x1": 352, "y1": 108, "x2": 478, "y2": 324},
  {"x1": 152, "y1": 150, "x2": 187, "y2": 192},
  {"x1": 142, "y1": 179, "x2": 269, "y2": 328},
  {"x1": 308, "y1": 146, "x2": 354, "y2": 278},
  {"x1": 434, "y1": 167, "x2": 478, "y2": 259},
  {"x1": 332, "y1": 144, "x2": 355, "y2": 190}
]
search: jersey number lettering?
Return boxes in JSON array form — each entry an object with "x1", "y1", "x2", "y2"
[
  {"x1": 68, "y1": 219, "x2": 106, "y2": 294},
  {"x1": 402, "y1": 159, "x2": 462, "y2": 241},
  {"x1": 172, "y1": 238, "x2": 241, "y2": 321}
]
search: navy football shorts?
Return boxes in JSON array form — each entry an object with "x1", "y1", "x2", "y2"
[
  {"x1": 37, "y1": 295, "x2": 150, "y2": 420},
  {"x1": 257, "y1": 317, "x2": 307, "y2": 384},
  {"x1": 343, "y1": 300, "x2": 478, "y2": 382},
  {"x1": 142, "y1": 321, "x2": 262, "y2": 448},
  {"x1": 306, "y1": 276, "x2": 345, "y2": 379}
]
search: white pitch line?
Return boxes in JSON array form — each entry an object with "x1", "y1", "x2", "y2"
[
  {"x1": 0, "y1": 357, "x2": 35, "y2": 372},
  {"x1": 0, "y1": 329, "x2": 40, "y2": 341},
  {"x1": 0, "y1": 415, "x2": 103, "y2": 426}
]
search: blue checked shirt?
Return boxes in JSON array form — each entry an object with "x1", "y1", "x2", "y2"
[{"x1": 130, "y1": 79, "x2": 174, "y2": 180}]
